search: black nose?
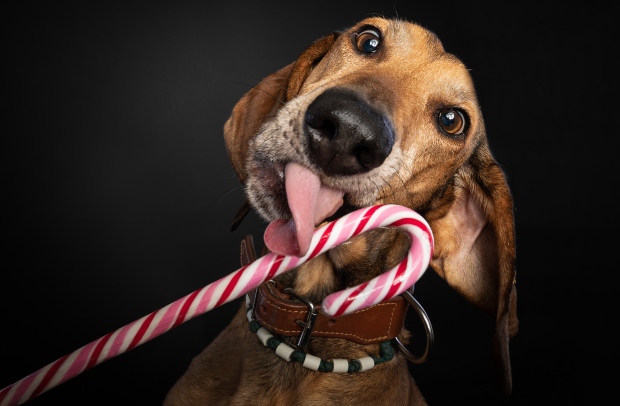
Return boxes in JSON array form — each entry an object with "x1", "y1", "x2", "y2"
[{"x1": 304, "y1": 88, "x2": 394, "y2": 176}]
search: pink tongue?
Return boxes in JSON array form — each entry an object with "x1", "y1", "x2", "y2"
[{"x1": 264, "y1": 163, "x2": 344, "y2": 257}]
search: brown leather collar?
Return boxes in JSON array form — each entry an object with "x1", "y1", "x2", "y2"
[
  {"x1": 251, "y1": 281, "x2": 408, "y2": 345},
  {"x1": 239, "y1": 235, "x2": 408, "y2": 346}
]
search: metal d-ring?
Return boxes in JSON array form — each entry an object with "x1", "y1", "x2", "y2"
[{"x1": 394, "y1": 289, "x2": 434, "y2": 364}]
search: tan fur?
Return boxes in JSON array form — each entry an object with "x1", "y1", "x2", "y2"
[{"x1": 165, "y1": 17, "x2": 517, "y2": 405}]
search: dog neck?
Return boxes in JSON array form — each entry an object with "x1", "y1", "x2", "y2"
[{"x1": 239, "y1": 235, "x2": 410, "y2": 372}]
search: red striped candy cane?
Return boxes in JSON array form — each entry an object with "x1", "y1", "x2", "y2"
[{"x1": 0, "y1": 204, "x2": 433, "y2": 406}]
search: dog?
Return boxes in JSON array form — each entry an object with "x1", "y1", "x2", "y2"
[{"x1": 164, "y1": 16, "x2": 518, "y2": 405}]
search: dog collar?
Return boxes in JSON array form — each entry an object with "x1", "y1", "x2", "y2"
[
  {"x1": 244, "y1": 291, "x2": 396, "y2": 373},
  {"x1": 238, "y1": 234, "x2": 408, "y2": 348},
  {"x1": 251, "y1": 281, "x2": 408, "y2": 347}
]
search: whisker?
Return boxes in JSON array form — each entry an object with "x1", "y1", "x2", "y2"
[{"x1": 217, "y1": 182, "x2": 246, "y2": 205}]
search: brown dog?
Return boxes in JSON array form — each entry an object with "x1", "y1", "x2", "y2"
[{"x1": 164, "y1": 16, "x2": 518, "y2": 405}]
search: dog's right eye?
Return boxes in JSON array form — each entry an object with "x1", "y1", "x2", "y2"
[
  {"x1": 437, "y1": 108, "x2": 467, "y2": 138},
  {"x1": 355, "y1": 29, "x2": 381, "y2": 53}
]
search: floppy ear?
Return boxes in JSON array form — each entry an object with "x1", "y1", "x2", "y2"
[
  {"x1": 223, "y1": 33, "x2": 339, "y2": 184},
  {"x1": 426, "y1": 140, "x2": 518, "y2": 396}
]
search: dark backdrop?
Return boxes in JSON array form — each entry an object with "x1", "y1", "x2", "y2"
[{"x1": 3, "y1": 1, "x2": 616, "y2": 404}]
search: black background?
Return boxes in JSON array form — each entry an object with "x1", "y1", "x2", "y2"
[{"x1": 3, "y1": 1, "x2": 617, "y2": 405}]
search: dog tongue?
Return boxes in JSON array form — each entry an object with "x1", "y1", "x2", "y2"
[{"x1": 264, "y1": 163, "x2": 344, "y2": 257}]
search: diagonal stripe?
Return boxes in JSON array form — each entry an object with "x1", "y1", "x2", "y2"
[
  {"x1": 128, "y1": 310, "x2": 157, "y2": 350},
  {"x1": 333, "y1": 281, "x2": 368, "y2": 317},
  {"x1": 392, "y1": 218, "x2": 433, "y2": 245},
  {"x1": 215, "y1": 270, "x2": 242, "y2": 308},
  {"x1": 30, "y1": 354, "x2": 69, "y2": 399},
  {"x1": 309, "y1": 220, "x2": 336, "y2": 258},
  {"x1": 85, "y1": 331, "x2": 113, "y2": 370},
  {"x1": 265, "y1": 256, "x2": 284, "y2": 281},
  {"x1": 175, "y1": 289, "x2": 202, "y2": 326},
  {"x1": 353, "y1": 205, "x2": 382, "y2": 235},
  {"x1": 387, "y1": 257, "x2": 409, "y2": 298}
]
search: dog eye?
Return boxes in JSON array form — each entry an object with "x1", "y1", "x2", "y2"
[
  {"x1": 437, "y1": 108, "x2": 467, "y2": 137},
  {"x1": 355, "y1": 29, "x2": 381, "y2": 53}
]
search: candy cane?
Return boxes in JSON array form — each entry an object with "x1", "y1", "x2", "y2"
[{"x1": 0, "y1": 204, "x2": 433, "y2": 406}]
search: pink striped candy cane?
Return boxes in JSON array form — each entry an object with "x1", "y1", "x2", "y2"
[{"x1": 0, "y1": 204, "x2": 433, "y2": 406}]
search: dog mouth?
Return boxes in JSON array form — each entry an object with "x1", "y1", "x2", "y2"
[
  {"x1": 250, "y1": 87, "x2": 399, "y2": 257},
  {"x1": 263, "y1": 162, "x2": 345, "y2": 257}
]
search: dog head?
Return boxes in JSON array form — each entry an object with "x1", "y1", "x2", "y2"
[{"x1": 223, "y1": 17, "x2": 518, "y2": 395}]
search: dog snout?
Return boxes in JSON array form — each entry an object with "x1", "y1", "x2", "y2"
[{"x1": 304, "y1": 88, "x2": 394, "y2": 176}]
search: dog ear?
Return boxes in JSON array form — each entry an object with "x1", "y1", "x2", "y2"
[
  {"x1": 425, "y1": 142, "x2": 518, "y2": 396},
  {"x1": 223, "y1": 33, "x2": 339, "y2": 184}
]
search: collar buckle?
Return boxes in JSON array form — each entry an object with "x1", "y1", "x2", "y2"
[{"x1": 283, "y1": 287, "x2": 318, "y2": 351}]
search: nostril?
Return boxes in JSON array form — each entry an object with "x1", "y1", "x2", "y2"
[
  {"x1": 305, "y1": 112, "x2": 337, "y2": 141},
  {"x1": 356, "y1": 145, "x2": 376, "y2": 169}
]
